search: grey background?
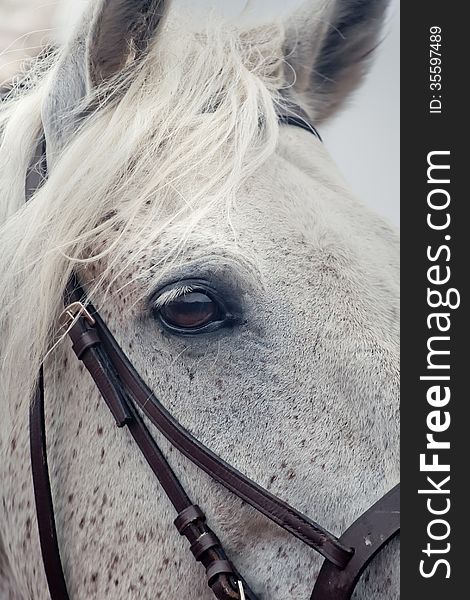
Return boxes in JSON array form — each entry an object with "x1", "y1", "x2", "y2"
[{"x1": 323, "y1": 0, "x2": 400, "y2": 226}]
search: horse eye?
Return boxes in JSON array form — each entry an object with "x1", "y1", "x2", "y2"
[{"x1": 156, "y1": 288, "x2": 227, "y2": 333}]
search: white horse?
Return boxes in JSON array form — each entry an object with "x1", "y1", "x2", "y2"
[{"x1": 0, "y1": 1, "x2": 399, "y2": 598}]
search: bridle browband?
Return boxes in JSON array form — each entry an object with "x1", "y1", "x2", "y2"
[{"x1": 26, "y1": 106, "x2": 399, "y2": 600}]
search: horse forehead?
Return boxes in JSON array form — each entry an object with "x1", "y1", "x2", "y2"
[
  {"x1": 222, "y1": 158, "x2": 349, "y2": 250},
  {"x1": 228, "y1": 144, "x2": 398, "y2": 266},
  {"x1": 96, "y1": 138, "x2": 390, "y2": 286}
]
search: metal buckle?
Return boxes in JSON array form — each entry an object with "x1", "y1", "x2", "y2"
[
  {"x1": 59, "y1": 301, "x2": 95, "y2": 327},
  {"x1": 237, "y1": 580, "x2": 246, "y2": 600}
]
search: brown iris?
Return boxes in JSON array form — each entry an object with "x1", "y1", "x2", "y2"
[{"x1": 160, "y1": 291, "x2": 218, "y2": 330}]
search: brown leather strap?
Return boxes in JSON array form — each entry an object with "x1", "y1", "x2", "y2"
[
  {"x1": 277, "y1": 102, "x2": 322, "y2": 141},
  {"x1": 30, "y1": 335, "x2": 252, "y2": 600},
  {"x1": 64, "y1": 309, "x2": 255, "y2": 599},
  {"x1": 30, "y1": 368, "x2": 71, "y2": 600},
  {"x1": 66, "y1": 309, "x2": 132, "y2": 427},
  {"x1": 27, "y1": 143, "x2": 71, "y2": 599},
  {"x1": 311, "y1": 484, "x2": 400, "y2": 600}
]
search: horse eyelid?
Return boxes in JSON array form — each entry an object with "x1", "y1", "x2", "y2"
[{"x1": 152, "y1": 285, "x2": 194, "y2": 309}]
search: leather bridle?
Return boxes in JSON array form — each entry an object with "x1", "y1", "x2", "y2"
[{"x1": 25, "y1": 106, "x2": 399, "y2": 600}]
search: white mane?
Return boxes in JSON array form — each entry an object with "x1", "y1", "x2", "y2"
[{"x1": 0, "y1": 23, "x2": 284, "y2": 413}]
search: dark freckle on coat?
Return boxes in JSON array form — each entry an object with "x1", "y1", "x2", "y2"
[
  {"x1": 68, "y1": 494, "x2": 74, "y2": 504},
  {"x1": 10, "y1": 437, "x2": 16, "y2": 452},
  {"x1": 287, "y1": 470, "x2": 296, "y2": 480},
  {"x1": 280, "y1": 461, "x2": 287, "y2": 468},
  {"x1": 25, "y1": 517, "x2": 31, "y2": 539},
  {"x1": 79, "y1": 516, "x2": 85, "y2": 529},
  {"x1": 269, "y1": 474, "x2": 277, "y2": 485},
  {"x1": 91, "y1": 573, "x2": 98, "y2": 583},
  {"x1": 136, "y1": 531, "x2": 146, "y2": 543},
  {"x1": 97, "y1": 426, "x2": 103, "y2": 436}
]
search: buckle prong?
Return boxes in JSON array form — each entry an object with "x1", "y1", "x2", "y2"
[{"x1": 59, "y1": 302, "x2": 95, "y2": 327}]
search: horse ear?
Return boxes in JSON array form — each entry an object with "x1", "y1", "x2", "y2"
[
  {"x1": 42, "y1": 0, "x2": 167, "y2": 162},
  {"x1": 87, "y1": 0, "x2": 166, "y2": 85},
  {"x1": 283, "y1": 0, "x2": 390, "y2": 122}
]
